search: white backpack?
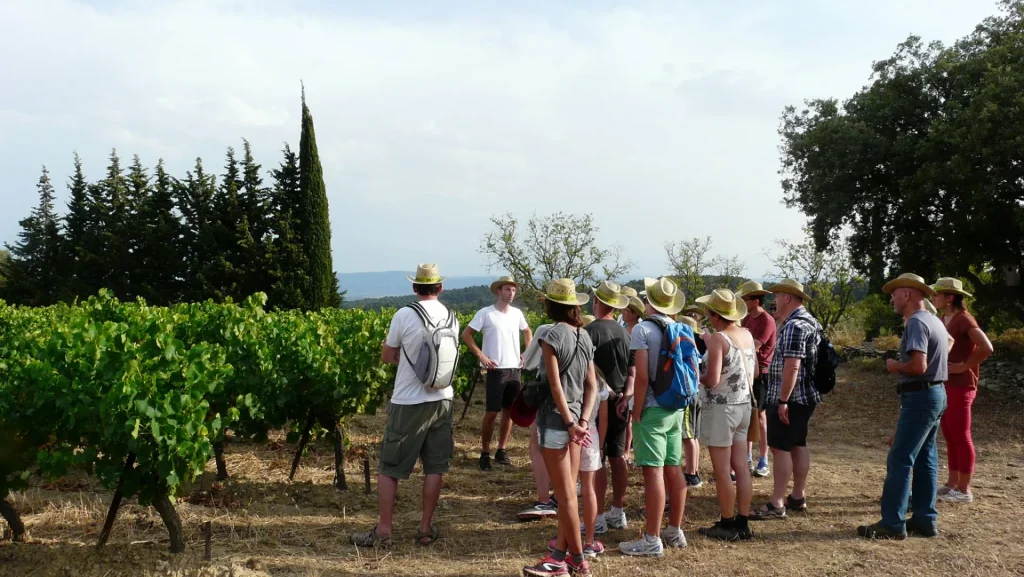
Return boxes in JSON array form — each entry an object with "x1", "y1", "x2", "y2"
[{"x1": 402, "y1": 303, "x2": 460, "y2": 390}]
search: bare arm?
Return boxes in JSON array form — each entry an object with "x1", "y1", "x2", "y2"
[
  {"x1": 579, "y1": 362, "x2": 599, "y2": 429},
  {"x1": 522, "y1": 327, "x2": 533, "y2": 349},
  {"x1": 632, "y1": 349, "x2": 649, "y2": 422},
  {"x1": 950, "y1": 328, "x2": 994, "y2": 374},
  {"x1": 381, "y1": 343, "x2": 400, "y2": 365},
  {"x1": 598, "y1": 398, "x2": 609, "y2": 450},
  {"x1": 888, "y1": 351, "x2": 928, "y2": 377},
  {"x1": 700, "y1": 333, "x2": 724, "y2": 388},
  {"x1": 543, "y1": 342, "x2": 576, "y2": 426},
  {"x1": 779, "y1": 358, "x2": 801, "y2": 402},
  {"x1": 462, "y1": 326, "x2": 496, "y2": 369}
]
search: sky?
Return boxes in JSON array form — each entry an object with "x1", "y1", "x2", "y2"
[{"x1": 0, "y1": 0, "x2": 1001, "y2": 281}]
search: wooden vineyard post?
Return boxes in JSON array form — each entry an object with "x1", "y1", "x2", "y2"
[
  {"x1": 203, "y1": 521, "x2": 212, "y2": 561},
  {"x1": 288, "y1": 413, "x2": 317, "y2": 481},
  {"x1": 96, "y1": 452, "x2": 136, "y2": 549}
]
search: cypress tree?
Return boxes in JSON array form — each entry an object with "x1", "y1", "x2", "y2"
[
  {"x1": 297, "y1": 86, "x2": 335, "y2": 310},
  {"x1": 89, "y1": 150, "x2": 130, "y2": 298},
  {"x1": 2, "y1": 167, "x2": 62, "y2": 305},
  {"x1": 208, "y1": 147, "x2": 244, "y2": 301},
  {"x1": 267, "y1": 143, "x2": 307, "y2": 310},
  {"x1": 123, "y1": 155, "x2": 150, "y2": 300},
  {"x1": 135, "y1": 160, "x2": 184, "y2": 305},
  {"x1": 175, "y1": 158, "x2": 218, "y2": 302},
  {"x1": 63, "y1": 153, "x2": 91, "y2": 300}
]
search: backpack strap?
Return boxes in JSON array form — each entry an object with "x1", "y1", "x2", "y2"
[
  {"x1": 400, "y1": 302, "x2": 439, "y2": 371},
  {"x1": 644, "y1": 316, "x2": 669, "y2": 331}
]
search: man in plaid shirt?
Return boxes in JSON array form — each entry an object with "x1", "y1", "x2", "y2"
[{"x1": 751, "y1": 279, "x2": 822, "y2": 520}]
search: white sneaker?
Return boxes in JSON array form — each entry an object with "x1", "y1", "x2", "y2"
[
  {"x1": 580, "y1": 513, "x2": 608, "y2": 535},
  {"x1": 940, "y1": 488, "x2": 974, "y2": 503},
  {"x1": 662, "y1": 526, "x2": 687, "y2": 548},
  {"x1": 577, "y1": 479, "x2": 582, "y2": 496},
  {"x1": 937, "y1": 485, "x2": 954, "y2": 496},
  {"x1": 605, "y1": 509, "x2": 628, "y2": 530},
  {"x1": 619, "y1": 533, "x2": 664, "y2": 557}
]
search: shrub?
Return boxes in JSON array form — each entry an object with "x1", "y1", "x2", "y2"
[
  {"x1": 992, "y1": 328, "x2": 1024, "y2": 359},
  {"x1": 830, "y1": 315, "x2": 866, "y2": 349},
  {"x1": 848, "y1": 357, "x2": 886, "y2": 373},
  {"x1": 859, "y1": 294, "x2": 902, "y2": 341},
  {"x1": 872, "y1": 335, "x2": 901, "y2": 351}
]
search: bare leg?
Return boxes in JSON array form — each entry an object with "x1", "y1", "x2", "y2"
[
  {"x1": 770, "y1": 448, "x2": 791, "y2": 508},
  {"x1": 498, "y1": 409, "x2": 514, "y2": 449},
  {"x1": 665, "y1": 465, "x2": 686, "y2": 528},
  {"x1": 958, "y1": 471, "x2": 973, "y2": 494},
  {"x1": 758, "y1": 410, "x2": 768, "y2": 460},
  {"x1": 594, "y1": 466, "x2": 608, "y2": 516},
  {"x1": 419, "y1": 474, "x2": 443, "y2": 534},
  {"x1": 709, "y1": 447, "x2": 735, "y2": 517},
  {"x1": 530, "y1": 424, "x2": 550, "y2": 502},
  {"x1": 731, "y1": 441, "x2": 753, "y2": 516},
  {"x1": 642, "y1": 466, "x2": 666, "y2": 537},
  {"x1": 376, "y1": 475, "x2": 399, "y2": 536},
  {"x1": 684, "y1": 438, "x2": 699, "y2": 475},
  {"x1": 791, "y1": 446, "x2": 810, "y2": 500},
  {"x1": 609, "y1": 456, "x2": 628, "y2": 508},
  {"x1": 581, "y1": 470, "x2": 598, "y2": 545},
  {"x1": 481, "y1": 411, "x2": 498, "y2": 454},
  {"x1": 545, "y1": 444, "x2": 583, "y2": 555}
]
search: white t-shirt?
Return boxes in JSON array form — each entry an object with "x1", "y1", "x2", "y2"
[
  {"x1": 468, "y1": 305, "x2": 529, "y2": 369},
  {"x1": 385, "y1": 300, "x2": 458, "y2": 405}
]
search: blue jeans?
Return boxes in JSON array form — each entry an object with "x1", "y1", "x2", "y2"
[{"x1": 880, "y1": 386, "x2": 947, "y2": 531}]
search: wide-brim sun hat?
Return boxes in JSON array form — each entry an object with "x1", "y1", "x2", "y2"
[
  {"x1": 682, "y1": 304, "x2": 705, "y2": 318},
  {"x1": 736, "y1": 280, "x2": 770, "y2": 298},
  {"x1": 582, "y1": 314, "x2": 596, "y2": 326},
  {"x1": 931, "y1": 277, "x2": 972, "y2": 297},
  {"x1": 621, "y1": 286, "x2": 638, "y2": 299},
  {"x1": 883, "y1": 273, "x2": 937, "y2": 297},
  {"x1": 678, "y1": 315, "x2": 704, "y2": 335},
  {"x1": 407, "y1": 263, "x2": 447, "y2": 285},
  {"x1": 543, "y1": 278, "x2": 589, "y2": 306},
  {"x1": 767, "y1": 278, "x2": 812, "y2": 301},
  {"x1": 643, "y1": 277, "x2": 686, "y2": 316},
  {"x1": 490, "y1": 275, "x2": 520, "y2": 294},
  {"x1": 924, "y1": 299, "x2": 938, "y2": 315},
  {"x1": 627, "y1": 296, "x2": 645, "y2": 317},
  {"x1": 696, "y1": 288, "x2": 748, "y2": 322},
  {"x1": 593, "y1": 280, "x2": 629, "y2": 310}
]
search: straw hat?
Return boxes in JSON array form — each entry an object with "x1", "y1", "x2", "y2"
[
  {"x1": 767, "y1": 278, "x2": 812, "y2": 301},
  {"x1": 593, "y1": 280, "x2": 630, "y2": 310},
  {"x1": 643, "y1": 277, "x2": 686, "y2": 316},
  {"x1": 678, "y1": 315, "x2": 704, "y2": 335},
  {"x1": 621, "y1": 286, "x2": 638, "y2": 298},
  {"x1": 931, "y1": 277, "x2": 972, "y2": 297},
  {"x1": 490, "y1": 275, "x2": 519, "y2": 294},
  {"x1": 407, "y1": 263, "x2": 446, "y2": 285},
  {"x1": 582, "y1": 314, "x2": 596, "y2": 326},
  {"x1": 924, "y1": 299, "x2": 938, "y2": 316},
  {"x1": 627, "y1": 296, "x2": 645, "y2": 317},
  {"x1": 696, "y1": 289, "x2": 748, "y2": 322},
  {"x1": 736, "y1": 280, "x2": 770, "y2": 298},
  {"x1": 883, "y1": 273, "x2": 937, "y2": 297},
  {"x1": 543, "y1": 278, "x2": 589, "y2": 306},
  {"x1": 683, "y1": 304, "x2": 705, "y2": 318}
]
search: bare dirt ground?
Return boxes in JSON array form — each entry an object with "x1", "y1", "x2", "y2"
[{"x1": 2, "y1": 363, "x2": 1024, "y2": 577}]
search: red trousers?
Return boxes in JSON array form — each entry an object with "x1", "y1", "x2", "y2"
[{"x1": 940, "y1": 385, "x2": 976, "y2": 474}]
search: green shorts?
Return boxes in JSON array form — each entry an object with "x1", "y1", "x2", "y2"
[
  {"x1": 633, "y1": 406, "x2": 684, "y2": 467},
  {"x1": 378, "y1": 399, "x2": 454, "y2": 480}
]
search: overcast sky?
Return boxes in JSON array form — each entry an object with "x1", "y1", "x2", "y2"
[{"x1": 0, "y1": 0, "x2": 1000, "y2": 281}]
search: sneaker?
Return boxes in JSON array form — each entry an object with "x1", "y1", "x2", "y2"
[
  {"x1": 583, "y1": 541, "x2": 605, "y2": 559},
  {"x1": 906, "y1": 518, "x2": 939, "y2": 538},
  {"x1": 857, "y1": 521, "x2": 907, "y2": 540},
  {"x1": 662, "y1": 526, "x2": 687, "y2": 548},
  {"x1": 685, "y1": 473, "x2": 703, "y2": 489},
  {"x1": 736, "y1": 523, "x2": 755, "y2": 541},
  {"x1": 940, "y1": 488, "x2": 974, "y2": 503},
  {"x1": 937, "y1": 485, "x2": 954, "y2": 497},
  {"x1": 517, "y1": 500, "x2": 558, "y2": 521},
  {"x1": 619, "y1": 533, "x2": 664, "y2": 557},
  {"x1": 753, "y1": 457, "x2": 770, "y2": 478},
  {"x1": 494, "y1": 448, "x2": 512, "y2": 466},
  {"x1": 522, "y1": 555, "x2": 568, "y2": 577},
  {"x1": 605, "y1": 508, "x2": 628, "y2": 530},
  {"x1": 699, "y1": 521, "x2": 739, "y2": 542},
  {"x1": 566, "y1": 557, "x2": 592, "y2": 577},
  {"x1": 480, "y1": 453, "x2": 491, "y2": 471},
  {"x1": 580, "y1": 514, "x2": 607, "y2": 535}
]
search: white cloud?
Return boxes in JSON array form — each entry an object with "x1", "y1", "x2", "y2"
[{"x1": 0, "y1": 0, "x2": 1002, "y2": 280}]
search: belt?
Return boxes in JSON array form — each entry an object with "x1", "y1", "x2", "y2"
[{"x1": 897, "y1": 381, "x2": 942, "y2": 394}]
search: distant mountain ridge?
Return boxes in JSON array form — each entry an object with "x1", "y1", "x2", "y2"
[{"x1": 337, "y1": 271, "x2": 494, "y2": 300}]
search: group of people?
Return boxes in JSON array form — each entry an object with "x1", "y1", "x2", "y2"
[{"x1": 349, "y1": 264, "x2": 993, "y2": 577}]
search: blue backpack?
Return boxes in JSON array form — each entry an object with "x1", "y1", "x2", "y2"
[{"x1": 645, "y1": 317, "x2": 701, "y2": 410}]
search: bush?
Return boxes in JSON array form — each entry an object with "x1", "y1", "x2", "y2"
[
  {"x1": 992, "y1": 328, "x2": 1024, "y2": 359},
  {"x1": 858, "y1": 294, "x2": 902, "y2": 341},
  {"x1": 872, "y1": 335, "x2": 901, "y2": 351},
  {"x1": 830, "y1": 315, "x2": 866, "y2": 349}
]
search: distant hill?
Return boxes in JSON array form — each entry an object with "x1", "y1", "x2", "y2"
[
  {"x1": 336, "y1": 271, "x2": 494, "y2": 300},
  {"x1": 343, "y1": 284, "x2": 498, "y2": 313}
]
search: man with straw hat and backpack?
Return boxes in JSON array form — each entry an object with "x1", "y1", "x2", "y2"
[
  {"x1": 463, "y1": 276, "x2": 533, "y2": 471},
  {"x1": 858, "y1": 274, "x2": 950, "y2": 540},
  {"x1": 351, "y1": 264, "x2": 460, "y2": 548},
  {"x1": 619, "y1": 277, "x2": 694, "y2": 557}
]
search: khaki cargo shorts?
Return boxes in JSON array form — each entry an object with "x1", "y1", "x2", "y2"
[{"x1": 378, "y1": 399, "x2": 454, "y2": 480}]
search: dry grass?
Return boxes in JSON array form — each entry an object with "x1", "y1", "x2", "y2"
[
  {"x1": 2, "y1": 367, "x2": 1024, "y2": 576},
  {"x1": 872, "y1": 335, "x2": 901, "y2": 351}
]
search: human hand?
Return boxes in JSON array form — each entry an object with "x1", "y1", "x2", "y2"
[
  {"x1": 570, "y1": 423, "x2": 590, "y2": 446},
  {"x1": 778, "y1": 403, "x2": 790, "y2": 425},
  {"x1": 886, "y1": 359, "x2": 900, "y2": 374},
  {"x1": 480, "y1": 355, "x2": 498, "y2": 370},
  {"x1": 616, "y1": 394, "x2": 632, "y2": 418},
  {"x1": 948, "y1": 362, "x2": 966, "y2": 375}
]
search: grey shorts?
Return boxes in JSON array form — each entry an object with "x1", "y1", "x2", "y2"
[
  {"x1": 699, "y1": 403, "x2": 752, "y2": 448},
  {"x1": 536, "y1": 426, "x2": 571, "y2": 450},
  {"x1": 378, "y1": 399, "x2": 454, "y2": 480}
]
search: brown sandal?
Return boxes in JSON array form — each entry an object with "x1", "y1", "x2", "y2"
[{"x1": 415, "y1": 524, "x2": 440, "y2": 546}]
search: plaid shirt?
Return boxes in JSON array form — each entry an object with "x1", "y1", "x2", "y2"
[{"x1": 766, "y1": 306, "x2": 823, "y2": 406}]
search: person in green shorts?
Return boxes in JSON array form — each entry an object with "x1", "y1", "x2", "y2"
[{"x1": 619, "y1": 277, "x2": 689, "y2": 557}]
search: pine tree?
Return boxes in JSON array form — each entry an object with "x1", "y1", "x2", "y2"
[
  {"x1": 238, "y1": 140, "x2": 272, "y2": 300},
  {"x1": 266, "y1": 143, "x2": 308, "y2": 310},
  {"x1": 87, "y1": 150, "x2": 131, "y2": 298},
  {"x1": 63, "y1": 153, "x2": 91, "y2": 300},
  {"x1": 297, "y1": 86, "x2": 335, "y2": 310},
  {"x1": 134, "y1": 160, "x2": 184, "y2": 305},
  {"x1": 208, "y1": 147, "x2": 245, "y2": 301},
  {"x1": 2, "y1": 167, "x2": 63, "y2": 305},
  {"x1": 123, "y1": 155, "x2": 150, "y2": 300},
  {"x1": 175, "y1": 158, "x2": 218, "y2": 302}
]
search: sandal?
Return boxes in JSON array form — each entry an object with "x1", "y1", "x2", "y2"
[
  {"x1": 786, "y1": 495, "x2": 807, "y2": 512},
  {"x1": 749, "y1": 502, "x2": 787, "y2": 521},
  {"x1": 350, "y1": 525, "x2": 392, "y2": 548},
  {"x1": 415, "y1": 523, "x2": 440, "y2": 546}
]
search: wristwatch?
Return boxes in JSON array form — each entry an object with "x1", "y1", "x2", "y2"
[
  {"x1": 778, "y1": 400, "x2": 789, "y2": 405},
  {"x1": 565, "y1": 419, "x2": 576, "y2": 429}
]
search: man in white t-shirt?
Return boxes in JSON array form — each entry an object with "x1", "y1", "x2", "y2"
[
  {"x1": 351, "y1": 264, "x2": 457, "y2": 548},
  {"x1": 462, "y1": 276, "x2": 533, "y2": 471}
]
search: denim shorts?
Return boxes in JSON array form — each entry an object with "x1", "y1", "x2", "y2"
[{"x1": 537, "y1": 426, "x2": 570, "y2": 450}]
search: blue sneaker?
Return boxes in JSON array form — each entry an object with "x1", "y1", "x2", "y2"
[{"x1": 753, "y1": 457, "x2": 770, "y2": 478}]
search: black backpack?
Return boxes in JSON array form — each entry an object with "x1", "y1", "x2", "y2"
[{"x1": 813, "y1": 329, "x2": 839, "y2": 395}]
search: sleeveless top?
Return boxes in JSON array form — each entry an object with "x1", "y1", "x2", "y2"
[{"x1": 701, "y1": 332, "x2": 754, "y2": 406}]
